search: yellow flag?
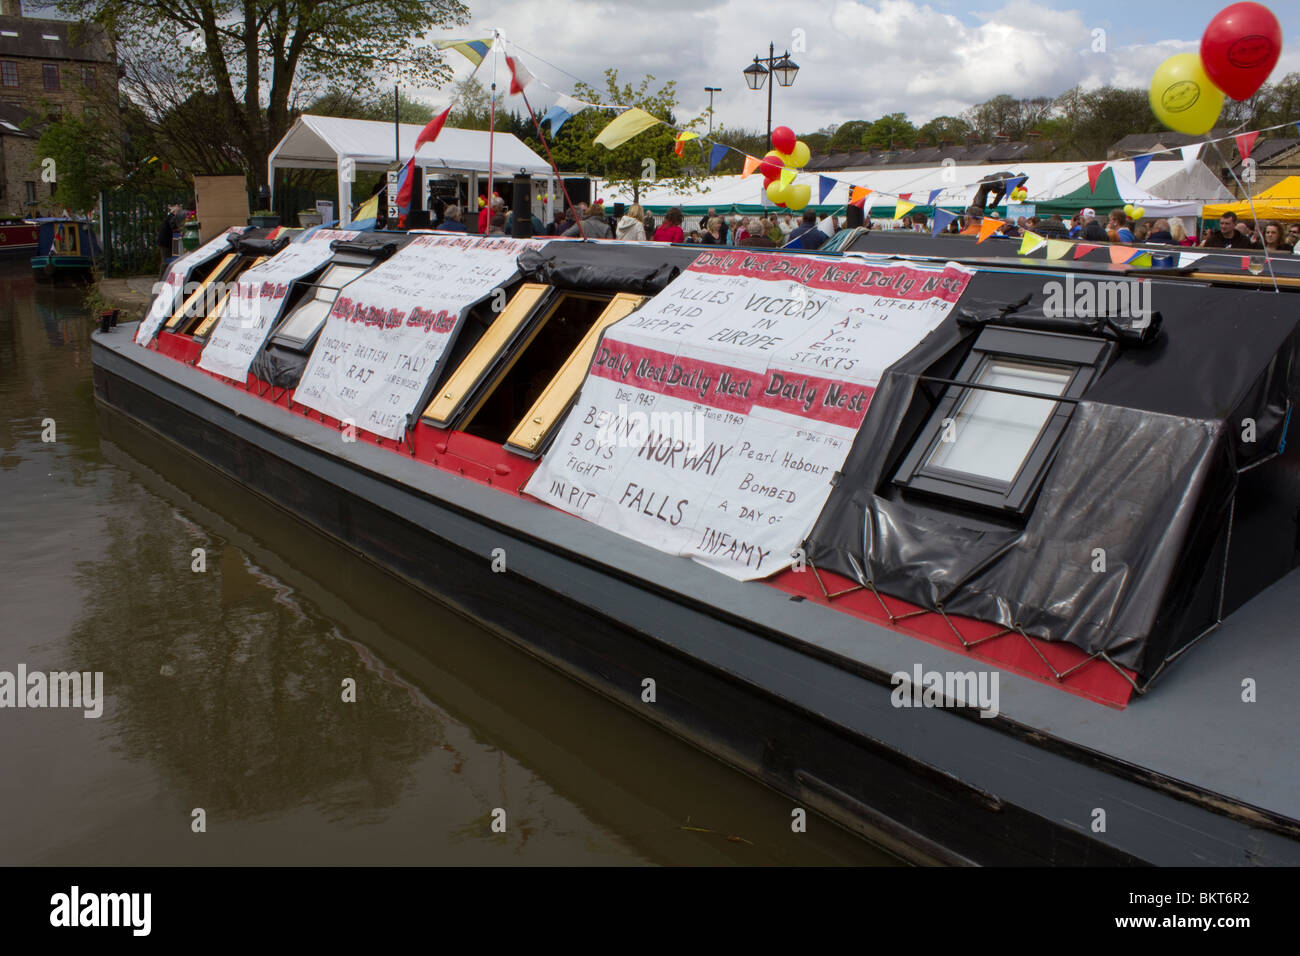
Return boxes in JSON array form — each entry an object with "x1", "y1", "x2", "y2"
[
  {"x1": 1018, "y1": 230, "x2": 1045, "y2": 255},
  {"x1": 1129, "y1": 252, "x2": 1152, "y2": 269},
  {"x1": 779, "y1": 166, "x2": 796, "y2": 185},
  {"x1": 893, "y1": 199, "x2": 916, "y2": 221},
  {"x1": 354, "y1": 195, "x2": 379, "y2": 222},
  {"x1": 594, "y1": 108, "x2": 660, "y2": 150},
  {"x1": 1045, "y1": 239, "x2": 1072, "y2": 260}
]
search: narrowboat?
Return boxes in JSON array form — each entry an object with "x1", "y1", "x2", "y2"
[
  {"x1": 91, "y1": 225, "x2": 1300, "y2": 865},
  {"x1": 0, "y1": 218, "x2": 39, "y2": 258},
  {"x1": 30, "y1": 216, "x2": 102, "y2": 280}
]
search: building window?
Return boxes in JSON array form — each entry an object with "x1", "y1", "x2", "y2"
[
  {"x1": 893, "y1": 327, "x2": 1110, "y2": 514},
  {"x1": 81, "y1": 66, "x2": 95, "y2": 90},
  {"x1": 24, "y1": 181, "x2": 37, "y2": 204},
  {"x1": 1, "y1": 62, "x2": 17, "y2": 88},
  {"x1": 42, "y1": 64, "x2": 59, "y2": 91}
]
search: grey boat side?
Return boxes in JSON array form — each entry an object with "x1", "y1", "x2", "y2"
[{"x1": 92, "y1": 323, "x2": 1300, "y2": 865}]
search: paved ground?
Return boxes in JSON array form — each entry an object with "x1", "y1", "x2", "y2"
[{"x1": 98, "y1": 276, "x2": 159, "y2": 317}]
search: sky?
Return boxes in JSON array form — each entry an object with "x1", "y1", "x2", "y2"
[{"x1": 406, "y1": 0, "x2": 1300, "y2": 134}]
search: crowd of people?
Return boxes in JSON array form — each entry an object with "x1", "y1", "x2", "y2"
[{"x1": 422, "y1": 191, "x2": 1300, "y2": 255}]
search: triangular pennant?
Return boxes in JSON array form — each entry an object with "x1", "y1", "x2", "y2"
[
  {"x1": 505, "y1": 55, "x2": 535, "y2": 97},
  {"x1": 593, "y1": 108, "x2": 660, "y2": 150},
  {"x1": 849, "y1": 185, "x2": 871, "y2": 206},
  {"x1": 414, "y1": 106, "x2": 452, "y2": 152},
  {"x1": 673, "y1": 131, "x2": 698, "y2": 157},
  {"x1": 1109, "y1": 245, "x2": 1136, "y2": 264},
  {"x1": 1235, "y1": 131, "x2": 1259, "y2": 161},
  {"x1": 741, "y1": 155, "x2": 761, "y2": 179},
  {"x1": 432, "y1": 38, "x2": 493, "y2": 68},
  {"x1": 541, "y1": 105, "x2": 573, "y2": 136},
  {"x1": 931, "y1": 209, "x2": 956, "y2": 236},
  {"x1": 709, "y1": 143, "x2": 727, "y2": 172},
  {"x1": 1180, "y1": 144, "x2": 1201, "y2": 173},
  {"x1": 779, "y1": 166, "x2": 796, "y2": 185},
  {"x1": 927, "y1": 188, "x2": 942, "y2": 206},
  {"x1": 893, "y1": 199, "x2": 916, "y2": 220},
  {"x1": 898, "y1": 192, "x2": 912, "y2": 201},
  {"x1": 819, "y1": 176, "x2": 836, "y2": 203},
  {"x1": 1086, "y1": 163, "x2": 1105, "y2": 192},
  {"x1": 1006, "y1": 175, "x2": 1026, "y2": 191},
  {"x1": 1045, "y1": 239, "x2": 1072, "y2": 260},
  {"x1": 1073, "y1": 243, "x2": 1099, "y2": 259},
  {"x1": 976, "y1": 217, "x2": 1002, "y2": 243},
  {"x1": 817, "y1": 216, "x2": 837, "y2": 238},
  {"x1": 1128, "y1": 252, "x2": 1152, "y2": 269},
  {"x1": 1018, "y1": 231, "x2": 1045, "y2": 255},
  {"x1": 1178, "y1": 252, "x2": 1207, "y2": 268},
  {"x1": 1132, "y1": 154, "x2": 1152, "y2": 182}
]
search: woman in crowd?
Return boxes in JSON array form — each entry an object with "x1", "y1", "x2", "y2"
[
  {"x1": 653, "y1": 207, "x2": 685, "y2": 243},
  {"x1": 616, "y1": 203, "x2": 647, "y2": 241},
  {"x1": 1262, "y1": 221, "x2": 1293, "y2": 253},
  {"x1": 700, "y1": 217, "x2": 724, "y2": 244},
  {"x1": 1169, "y1": 219, "x2": 1195, "y2": 246}
]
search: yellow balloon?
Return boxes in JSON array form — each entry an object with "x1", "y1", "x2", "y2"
[
  {"x1": 789, "y1": 141, "x2": 811, "y2": 168},
  {"x1": 1124, "y1": 203, "x2": 1135, "y2": 217},
  {"x1": 1149, "y1": 53, "x2": 1224, "y2": 136},
  {"x1": 1132, "y1": 206, "x2": 1145, "y2": 221},
  {"x1": 767, "y1": 180, "x2": 790, "y2": 205},
  {"x1": 786, "y1": 183, "x2": 811, "y2": 210}
]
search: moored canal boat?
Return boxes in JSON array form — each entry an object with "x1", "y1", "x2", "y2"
[{"x1": 91, "y1": 227, "x2": 1300, "y2": 865}]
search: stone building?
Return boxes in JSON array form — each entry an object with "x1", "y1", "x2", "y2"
[{"x1": 0, "y1": 0, "x2": 115, "y2": 216}]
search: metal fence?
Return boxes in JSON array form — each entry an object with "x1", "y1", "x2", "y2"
[{"x1": 102, "y1": 187, "x2": 187, "y2": 277}]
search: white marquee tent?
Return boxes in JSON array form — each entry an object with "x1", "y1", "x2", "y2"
[
  {"x1": 597, "y1": 159, "x2": 1232, "y2": 221},
  {"x1": 267, "y1": 114, "x2": 554, "y2": 226}
]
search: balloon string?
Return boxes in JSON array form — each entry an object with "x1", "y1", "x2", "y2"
[{"x1": 1210, "y1": 139, "x2": 1278, "y2": 293}]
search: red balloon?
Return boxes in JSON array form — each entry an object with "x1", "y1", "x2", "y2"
[
  {"x1": 758, "y1": 155, "x2": 786, "y2": 181},
  {"x1": 771, "y1": 125, "x2": 796, "y2": 154},
  {"x1": 1201, "y1": 2, "x2": 1282, "y2": 100}
]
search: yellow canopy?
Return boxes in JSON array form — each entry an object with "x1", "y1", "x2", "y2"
[{"x1": 1202, "y1": 176, "x2": 1300, "y2": 221}]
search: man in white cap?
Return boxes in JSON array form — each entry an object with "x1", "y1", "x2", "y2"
[{"x1": 1068, "y1": 207, "x2": 1096, "y2": 239}]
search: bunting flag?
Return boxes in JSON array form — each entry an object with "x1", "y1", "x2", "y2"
[
  {"x1": 394, "y1": 156, "x2": 416, "y2": 209},
  {"x1": 1086, "y1": 163, "x2": 1105, "y2": 192},
  {"x1": 1179, "y1": 252, "x2": 1207, "y2": 269},
  {"x1": 1180, "y1": 143, "x2": 1201, "y2": 174},
  {"x1": 540, "y1": 104, "x2": 573, "y2": 136},
  {"x1": 1006, "y1": 176, "x2": 1026, "y2": 192},
  {"x1": 674, "y1": 131, "x2": 699, "y2": 157},
  {"x1": 1133, "y1": 154, "x2": 1152, "y2": 182},
  {"x1": 779, "y1": 166, "x2": 797, "y2": 185},
  {"x1": 1235, "y1": 131, "x2": 1259, "y2": 161},
  {"x1": 709, "y1": 143, "x2": 728, "y2": 171},
  {"x1": 593, "y1": 108, "x2": 660, "y2": 149},
  {"x1": 432, "y1": 38, "x2": 494, "y2": 67},
  {"x1": 849, "y1": 185, "x2": 871, "y2": 206},
  {"x1": 1073, "y1": 243, "x2": 1099, "y2": 259},
  {"x1": 893, "y1": 199, "x2": 916, "y2": 220},
  {"x1": 819, "y1": 176, "x2": 836, "y2": 203},
  {"x1": 1045, "y1": 239, "x2": 1072, "y2": 260},
  {"x1": 1109, "y1": 245, "x2": 1136, "y2": 264},
  {"x1": 505, "y1": 55, "x2": 535, "y2": 96},
  {"x1": 414, "y1": 106, "x2": 452, "y2": 152},
  {"x1": 741, "y1": 155, "x2": 761, "y2": 179},
  {"x1": 927, "y1": 188, "x2": 942, "y2": 206},
  {"x1": 1018, "y1": 230, "x2": 1045, "y2": 255},
  {"x1": 930, "y1": 209, "x2": 956, "y2": 236},
  {"x1": 1129, "y1": 252, "x2": 1152, "y2": 269},
  {"x1": 898, "y1": 192, "x2": 912, "y2": 201},
  {"x1": 976, "y1": 217, "x2": 1002, "y2": 242}
]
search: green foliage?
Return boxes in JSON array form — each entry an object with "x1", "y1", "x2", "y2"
[
  {"x1": 35, "y1": 113, "x2": 117, "y2": 212},
  {"x1": 916, "y1": 115, "x2": 971, "y2": 145},
  {"x1": 862, "y1": 113, "x2": 917, "y2": 149}
]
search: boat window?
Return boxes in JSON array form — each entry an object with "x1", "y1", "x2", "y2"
[
  {"x1": 272, "y1": 262, "x2": 370, "y2": 348},
  {"x1": 422, "y1": 283, "x2": 553, "y2": 428},
  {"x1": 893, "y1": 327, "x2": 1109, "y2": 514},
  {"x1": 456, "y1": 292, "x2": 615, "y2": 444},
  {"x1": 166, "y1": 253, "x2": 241, "y2": 332},
  {"x1": 505, "y1": 293, "x2": 647, "y2": 457},
  {"x1": 192, "y1": 256, "x2": 268, "y2": 339}
]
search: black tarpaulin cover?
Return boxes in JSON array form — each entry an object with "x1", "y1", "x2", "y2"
[
  {"x1": 805, "y1": 268, "x2": 1300, "y2": 682},
  {"x1": 517, "y1": 242, "x2": 702, "y2": 295}
]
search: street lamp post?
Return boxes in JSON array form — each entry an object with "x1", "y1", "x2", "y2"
[
  {"x1": 704, "y1": 86, "x2": 721, "y2": 136},
  {"x1": 742, "y1": 42, "x2": 799, "y2": 144}
]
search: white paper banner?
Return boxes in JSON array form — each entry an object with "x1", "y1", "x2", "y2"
[
  {"x1": 197, "y1": 229, "x2": 358, "y2": 383},
  {"x1": 134, "y1": 227, "x2": 246, "y2": 345},
  {"x1": 524, "y1": 250, "x2": 974, "y2": 580},
  {"x1": 293, "y1": 235, "x2": 547, "y2": 440}
]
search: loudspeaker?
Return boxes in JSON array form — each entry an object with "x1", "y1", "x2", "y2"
[
  {"x1": 511, "y1": 174, "x2": 533, "y2": 237},
  {"x1": 844, "y1": 204, "x2": 864, "y2": 228},
  {"x1": 564, "y1": 177, "x2": 590, "y2": 206}
]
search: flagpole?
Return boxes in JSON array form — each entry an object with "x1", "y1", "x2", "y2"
[{"x1": 487, "y1": 29, "x2": 498, "y2": 228}]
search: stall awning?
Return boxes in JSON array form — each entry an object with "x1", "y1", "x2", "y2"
[{"x1": 1202, "y1": 176, "x2": 1300, "y2": 221}]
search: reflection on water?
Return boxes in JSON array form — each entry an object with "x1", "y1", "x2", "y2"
[{"x1": 0, "y1": 261, "x2": 893, "y2": 865}]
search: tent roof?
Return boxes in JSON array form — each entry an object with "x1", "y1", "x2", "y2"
[
  {"x1": 267, "y1": 113, "x2": 551, "y2": 177},
  {"x1": 1202, "y1": 176, "x2": 1300, "y2": 221},
  {"x1": 1032, "y1": 167, "x2": 1203, "y2": 219}
]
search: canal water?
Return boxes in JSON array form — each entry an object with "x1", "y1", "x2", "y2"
[{"x1": 0, "y1": 262, "x2": 893, "y2": 866}]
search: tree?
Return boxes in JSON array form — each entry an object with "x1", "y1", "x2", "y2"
[
  {"x1": 35, "y1": 114, "x2": 118, "y2": 212},
  {"x1": 863, "y1": 113, "x2": 917, "y2": 149},
  {"x1": 55, "y1": 0, "x2": 470, "y2": 188},
  {"x1": 963, "y1": 94, "x2": 1053, "y2": 141},
  {"x1": 527, "y1": 69, "x2": 702, "y2": 204},
  {"x1": 828, "y1": 120, "x2": 871, "y2": 150},
  {"x1": 916, "y1": 115, "x2": 971, "y2": 145}
]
